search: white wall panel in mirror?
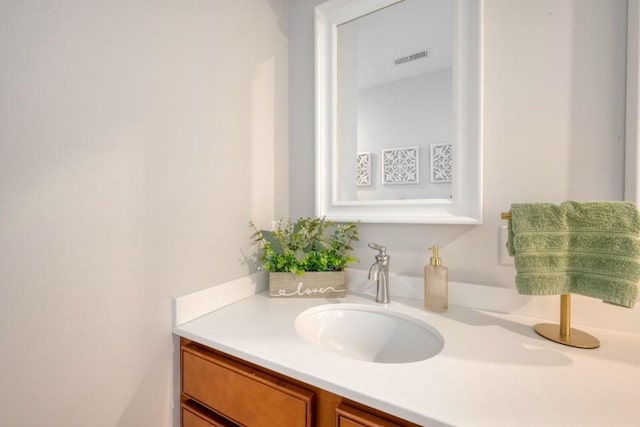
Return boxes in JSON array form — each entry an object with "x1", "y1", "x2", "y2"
[{"x1": 315, "y1": 0, "x2": 483, "y2": 224}]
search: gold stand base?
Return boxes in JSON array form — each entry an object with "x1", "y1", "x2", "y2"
[{"x1": 534, "y1": 323, "x2": 600, "y2": 349}]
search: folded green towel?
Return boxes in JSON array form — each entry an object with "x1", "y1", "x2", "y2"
[{"x1": 507, "y1": 201, "x2": 640, "y2": 308}]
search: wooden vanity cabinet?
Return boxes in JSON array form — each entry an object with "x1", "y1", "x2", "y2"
[
  {"x1": 180, "y1": 338, "x2": 420, "y2": 427},
  {"x1": 181, "y1": 339, "x2": 313, "y2": 426}
]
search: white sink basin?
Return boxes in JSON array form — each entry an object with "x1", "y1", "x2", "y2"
[{"x1": 294, "y1": 304, "x2": 443, "y2": 363}]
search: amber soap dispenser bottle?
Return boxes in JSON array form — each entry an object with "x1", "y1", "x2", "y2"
[{"x1": 424, "y1": 246, "x2": 448, "y2": 312}]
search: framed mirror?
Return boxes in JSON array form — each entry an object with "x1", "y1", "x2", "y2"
[{"x1": 315, "y1": 0, "x2": 483, "y2": 224}]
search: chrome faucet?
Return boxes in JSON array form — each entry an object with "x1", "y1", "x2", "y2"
[{"x1": 368, "y1": 242, "x2": 390, "y2": 303}]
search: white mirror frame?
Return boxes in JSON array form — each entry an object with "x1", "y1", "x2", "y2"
[
  {"x1": 627, "y1": 0, "x2": 640, "y2": 204},
  {"x1": 315, "y1": 0, "x2": 483, "y2": 224}
]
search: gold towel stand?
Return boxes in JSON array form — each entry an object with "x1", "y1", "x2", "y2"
[{"x1": 501, "y1": 211, "x2": 600, "y2": 349}]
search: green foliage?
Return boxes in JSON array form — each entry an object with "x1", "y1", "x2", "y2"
[{"x1": 250, "y1": 217, "x2": 359, "y2": 275}]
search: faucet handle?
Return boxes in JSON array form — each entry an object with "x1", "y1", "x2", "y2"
[{"x1": 368, "y1": 242, "x2": 387, "y2": 256}]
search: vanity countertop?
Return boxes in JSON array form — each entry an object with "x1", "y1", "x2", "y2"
[{"x1": 173, "y1": 291, "x2": 640, "y2": 427}]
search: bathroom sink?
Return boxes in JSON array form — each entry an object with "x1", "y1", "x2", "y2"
[{"x1": 294, "y1": 304, "x2": 443, "y2": 363}]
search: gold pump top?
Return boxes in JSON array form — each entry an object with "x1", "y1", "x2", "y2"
[{"x1": 429, "y1": 246, "x2": 442, "y2": 266}]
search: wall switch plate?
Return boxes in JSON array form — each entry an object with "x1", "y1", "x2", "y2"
[{"x1": 499, "y1": 226, "x2": 514, "y2": 265}]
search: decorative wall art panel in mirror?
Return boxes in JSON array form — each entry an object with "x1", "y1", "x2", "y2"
[
  {"x1": 382, "y1": 146, "x2": 419, "y2": 185},
  {"x1": 315, "y1": 0, "x2": 483, "y2": 223},
  {"x1": 430, "y1": 143, "x2": 453, "y2": 184},
  {"x1": 357, "y1": 152, "x2": 371, "y2": 186}
]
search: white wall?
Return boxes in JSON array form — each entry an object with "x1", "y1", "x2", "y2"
[
  {"x1": 289, "y1": 0, "x2": 627, "y2": 286},
  {"x1": 357, "y1": 69, "x2": 453, "y2": 200},
  {"x1": 0, "y1": 1, "x2": 287, "y2": 426}
]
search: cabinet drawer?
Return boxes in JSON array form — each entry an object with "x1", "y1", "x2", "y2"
[
  {"x1": 182, "y1": 400, "x2": 237, "y2": 427},
  {"x1": 336, "y1": 403, "x2": 415, "y2": 427},
  {"x1": 182, "y1": 344, "x2": 313, "y2": 427},
  {"x1": 183, "y1": 409, "x2": 213, "y2": 427}
]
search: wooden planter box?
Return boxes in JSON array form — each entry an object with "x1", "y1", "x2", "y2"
[{"x1": 269, "y1": 271, "x2": 347, "y2": 298}]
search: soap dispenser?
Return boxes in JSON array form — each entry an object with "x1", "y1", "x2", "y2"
[{"x1": 424, "y1": 246, "x2": 448, "y2": 312}]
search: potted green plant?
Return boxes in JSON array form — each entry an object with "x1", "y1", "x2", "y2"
[{"x1": 250, "y1": 217, "x2": 359, "y2": 297}]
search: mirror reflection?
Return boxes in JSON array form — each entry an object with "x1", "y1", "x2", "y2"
[
  {"x1": 336, "y1": 0, "x2": 454, "y2": 202},
  {"x1": 315, "y1": 0, "x2": 482, "y2": 224}
]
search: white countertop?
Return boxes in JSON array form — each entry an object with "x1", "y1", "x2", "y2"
[{"x1": 173, "y1": 290, "x2": 640, "y2": 427}]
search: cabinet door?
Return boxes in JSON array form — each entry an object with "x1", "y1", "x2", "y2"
[
  {"x1": 182, "y1": 344, "x2": 314, "y2": 427},
  {"x1": 336, "y1": 403, "x2": 413, "y2": 427}
]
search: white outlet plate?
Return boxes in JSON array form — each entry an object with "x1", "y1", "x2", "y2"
[{"x1": 499, "y1": 226, "x2": 514, "y2": 265}]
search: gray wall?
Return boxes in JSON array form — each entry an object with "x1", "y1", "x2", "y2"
[{"x1": 289, "y1": 0, "x2": 627, "y2": 287}]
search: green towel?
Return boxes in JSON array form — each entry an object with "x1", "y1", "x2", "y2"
[{"x1": 507, "y1": 201, "x2": 640, "y2": 308}]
